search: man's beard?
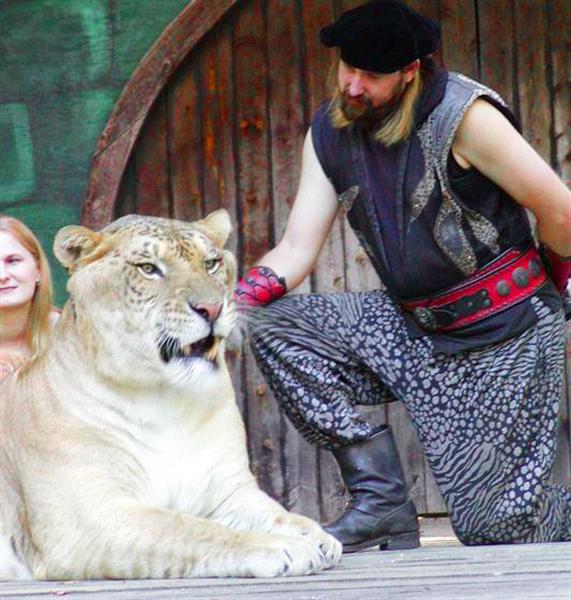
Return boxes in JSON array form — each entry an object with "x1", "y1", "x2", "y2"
[{"x1": 338, "y1": 82, "x2": 406, "y2": 128}]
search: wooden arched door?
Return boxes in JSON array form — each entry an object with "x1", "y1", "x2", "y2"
[{"x1": 82, "y1": 0, "x2": 570, "y2": 520}]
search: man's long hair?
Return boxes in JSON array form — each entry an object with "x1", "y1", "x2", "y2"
[{"x1": 328, "y1": 56, "x2": 435, "y2": 146}]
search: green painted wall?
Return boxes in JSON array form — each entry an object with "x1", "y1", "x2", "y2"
[{"x1": 0, "y1": 0, "x2": 190, "y2": 305}]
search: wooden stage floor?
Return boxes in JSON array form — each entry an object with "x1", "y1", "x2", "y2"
[{"x1": 1, "y1": 519, "x2": 569, "y2": 600}]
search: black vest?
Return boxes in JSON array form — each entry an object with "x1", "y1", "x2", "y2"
[{"x1": 311, "y1": 70, "x2": 560, "y2": 353}]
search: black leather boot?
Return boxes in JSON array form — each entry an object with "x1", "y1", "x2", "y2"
[{"x1": 323, "y1": 426, "x2": 420, "y2": 553}]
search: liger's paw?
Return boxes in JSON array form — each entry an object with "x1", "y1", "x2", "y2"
[
  {"x1": 234, "y1": 532, "x2": 332, "y2": 577},
  {"x1": 269, "y1": 513, "x2": 342, "y2": 570}
]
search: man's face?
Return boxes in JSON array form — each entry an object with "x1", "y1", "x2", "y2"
[{"x1": 337, "y1": 60, "x2": 414, "y2": 125}]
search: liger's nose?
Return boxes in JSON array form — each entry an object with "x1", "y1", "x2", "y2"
[{"x1": 192, "y1": 301, "x2": 223, "y2": 323}]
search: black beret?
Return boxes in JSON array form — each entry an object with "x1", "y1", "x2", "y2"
[{"x1": 320, "y1": 0, "x2": 440, "y2": 73}]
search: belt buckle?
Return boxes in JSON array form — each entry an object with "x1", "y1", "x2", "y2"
[{"x1": 413, "y1": 306, "x2": 438, "y2": 331}]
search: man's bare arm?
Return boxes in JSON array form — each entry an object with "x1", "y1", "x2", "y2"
[
  {"x1": 256, "y1": 129, "x2": 340, "y2": 290},
  {"x1": 452, "y1": 99, "x2": 571, "y2": 257}
]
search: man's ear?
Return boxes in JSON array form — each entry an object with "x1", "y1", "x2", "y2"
[
  {"x1": 53, "y1": 225, "x2": 103, "y2": 270},
  {"x1": 402, "y1": 59, "x2": 420, "y2": 83},
  {"x1": 193, "y1": 209, "x2": 232, "y2": 248}
]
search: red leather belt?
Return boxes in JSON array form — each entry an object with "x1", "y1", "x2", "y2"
[{"x1": 401, "y1": 245, "x2": 548, "y2": 332}]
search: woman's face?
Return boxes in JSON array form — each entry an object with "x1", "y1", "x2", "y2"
[{"x1": 0, "y1": 231, "x2": 40, "y2": 310}]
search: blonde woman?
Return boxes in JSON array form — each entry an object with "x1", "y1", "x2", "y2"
[{"x1": 0, "y1": 216, "x2": 60, "y2": 380}]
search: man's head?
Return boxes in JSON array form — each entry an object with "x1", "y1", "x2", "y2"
[
  {"x1": 321, "y1": 0, "x2": 440, "y2": 143},
  {"x1": 320, "y1": 0, "x2": 440, "y2": 74}
]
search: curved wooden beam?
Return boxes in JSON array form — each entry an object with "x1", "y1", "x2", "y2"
[{"x1": 82, "y1": 0, "x2": 241, "y2": 229}]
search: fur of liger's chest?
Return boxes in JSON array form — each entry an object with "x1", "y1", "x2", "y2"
[{"x1": 104, "y1": 393, "x2": 250, "y2": 516}]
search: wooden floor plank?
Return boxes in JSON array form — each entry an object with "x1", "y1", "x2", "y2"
[{"x1": 1, "y1": 520, "x2": 569, "y2": 599}]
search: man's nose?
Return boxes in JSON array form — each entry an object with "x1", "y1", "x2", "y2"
[
  {"x1": 191, "y1": 301, "x2": 223, "y2": 323},
  {"x1": 347, "y1": 75, "x2": 364, "y2": 97}
]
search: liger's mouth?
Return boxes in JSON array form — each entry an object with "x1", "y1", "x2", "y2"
[{"x1": 158, "y1": 333, "x2": 219, "y2": 364}]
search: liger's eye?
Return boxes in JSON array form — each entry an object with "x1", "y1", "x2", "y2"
[
  {"x1": 204, "y1": 257, "x2": 222, "y2": 275},
  {"x1": 137, "y1": 263, "x2": 163, "y2": 278}
]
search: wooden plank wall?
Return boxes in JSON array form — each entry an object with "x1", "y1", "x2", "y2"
[{"x1": 115, "y1": 0, "x2": 570, "y2": 519}]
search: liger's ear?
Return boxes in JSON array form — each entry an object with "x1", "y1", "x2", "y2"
[
  {"x1": 194, "y1": 209, "x2": 232, "y2": 248},
  {"x1": 53, "y1": 225, "x2": 103, "y2": 269}
]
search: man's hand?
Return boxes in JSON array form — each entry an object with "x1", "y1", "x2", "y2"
[
  {"x1": 234, "y1": 266, "x2": 287, "y2": 308},
  {"x1": 540, "y1": 245, "x2": 571, "y2": 296}
]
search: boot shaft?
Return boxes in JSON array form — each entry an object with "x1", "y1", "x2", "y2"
[{"x1": 332, "y1": 426, "x2": 409, "y2": 505}]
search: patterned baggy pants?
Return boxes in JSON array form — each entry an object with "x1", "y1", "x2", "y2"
[{"x1": 248, "y1": 290, "x2": 571, "y2": 545}]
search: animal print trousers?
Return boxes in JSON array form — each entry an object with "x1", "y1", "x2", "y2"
[{"x1": 249, "y1": 291, "x2": 571, "y2": 545}]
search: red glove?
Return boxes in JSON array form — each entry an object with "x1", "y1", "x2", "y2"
[
  {"x1": 541, "y1": 245, "x2": 571, "y2": 295},
  {"x1": 234, "y1": 266, "x2": 287, "y2": 307}
]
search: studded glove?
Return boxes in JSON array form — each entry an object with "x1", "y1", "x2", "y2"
[{"x1": 234, "y1": 266, "x2": 287, "y2": 307}]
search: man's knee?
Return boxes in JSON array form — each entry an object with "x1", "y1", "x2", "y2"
[{"x1": 449, "y1": 500, "x2": 538, "y2": 545}]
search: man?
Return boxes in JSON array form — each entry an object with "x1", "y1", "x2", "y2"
[{"x1": 235, "y1": 0, "x2": 571, "y2": 552}]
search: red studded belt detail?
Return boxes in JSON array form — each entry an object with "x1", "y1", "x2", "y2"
[{"x1": 400, "y1": 246, "x2": 548, "y2": 332}]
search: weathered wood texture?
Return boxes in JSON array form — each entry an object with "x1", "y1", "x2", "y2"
[
  {"x1": 2, "y1": 528, "x2": 570, "y2": 600},
  {"x1": 81, "y1": 0, "x2": 241, "y2": 227},
  {"x1": 84, "y1": 0, "x2": 571, "y2": 519}
]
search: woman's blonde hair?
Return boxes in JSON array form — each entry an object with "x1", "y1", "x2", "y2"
[
  {"x1": 328, "y1": 56, "x2": 431, "y2": 146},
  {"x1": 0, "y1": 215, "x2": 54, "y2": 356}
]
